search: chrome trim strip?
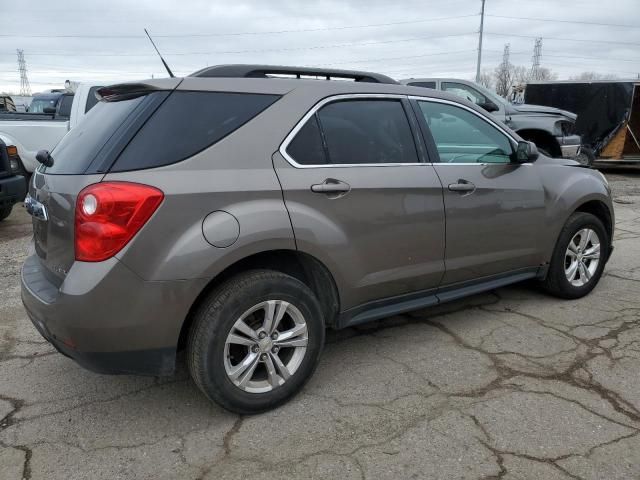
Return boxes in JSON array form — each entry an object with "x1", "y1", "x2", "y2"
[
  {"x1": 279, "y1": 94, "x2": 428, "y2": 169},
  {"x1": 279, "y1": 93, "x2": 523, "y2": 169}
]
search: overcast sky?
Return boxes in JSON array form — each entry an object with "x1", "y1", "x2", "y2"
[{"x1": 1, "y1": 0, "x2": 639, "y2": 93}]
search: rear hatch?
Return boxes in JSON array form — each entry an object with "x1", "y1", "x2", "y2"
[{"x1": 29, "y1": 82, "x2": 177, "y2": 285}]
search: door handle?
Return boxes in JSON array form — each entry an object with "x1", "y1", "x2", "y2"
[
  {"x1": 311, "y1": 179, "x2": 351, "y2": 194},
  {"x1": 448, "y1": 180, "x2": 476, "y2": 193}
]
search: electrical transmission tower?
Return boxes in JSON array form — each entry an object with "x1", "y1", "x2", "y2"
[
  {"x1": 530, "y1": 38, "x2": 542, "y2": 81},
  {"x1": 501, "y1": 43, "x2": 510, "y2": 73},
  {"x1": 17, "y1": 49, "x2": 32, "y2": 96}
]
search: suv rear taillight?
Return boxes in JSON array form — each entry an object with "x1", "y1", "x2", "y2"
[{"x1": 75, "y1": 182, "x2": 163, "y2": 262}]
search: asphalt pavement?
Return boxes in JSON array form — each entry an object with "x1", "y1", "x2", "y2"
[{"x1": 1, "y1": 169, "x2": 639, "y2": 479}]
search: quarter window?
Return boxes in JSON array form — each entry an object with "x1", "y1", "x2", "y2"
[
  {"x1": 285, "y1": 99, "x2": 419, "y2": 165},
  {"x1": 418, "y1": 101, "x2": 513, "y2": 164},
  {"x1": 286, "y1": 114, "x2": 326, "y2": 165}
]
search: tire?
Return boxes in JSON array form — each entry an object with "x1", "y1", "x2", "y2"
[
  {"x1": 187, "y1": 269, "x2": 325, "y2": 414},
  {"x1": 0, "y1": 206, "x2": 12, "y2": 222},
  {"x1": 575, "y1": 147, "x2": 595, "y2": 167},
  {"x1": 541, "y1": 212, "x2": 609, "y2": 299}
]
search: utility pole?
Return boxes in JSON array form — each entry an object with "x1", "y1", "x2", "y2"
[
  {"x1": 530, "y1": 38, "x2": 542, "y2": 81},
  {"x1": 17, "y1": 49, "x2": 31, "y2": 96},
  {"x1": 475, "y1": 0, "x2": 486, "y2": 82}
]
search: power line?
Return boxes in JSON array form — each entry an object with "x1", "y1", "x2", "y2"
[
  {"x1": 0, "y1": 32, "x2": 477, "y2": 58},
  {"x1": 515, "y1": 52, "x2": 640, "y2": 64},
  {"x1": 485, "y1": 32, "x2": 640, "y2": 47},
  {"x1": 322, "y1": 50, "x2": 475, "y2": 66},
  {"x1": 486, "y1": 14, "x2": 640, "y2": 29},
  {"x1": 0, "y1": 14, "x2": 478, "y2": 38}
]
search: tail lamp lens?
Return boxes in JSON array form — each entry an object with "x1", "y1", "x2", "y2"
[{"x1": 75, "y1": 182, "x2": 163, "y2": 262}]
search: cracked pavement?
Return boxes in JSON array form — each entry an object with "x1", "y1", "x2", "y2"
[{"x1": 1, "y1": 170, "x2": 640, "y2": 479}]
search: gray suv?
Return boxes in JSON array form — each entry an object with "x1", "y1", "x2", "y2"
[{"x1": 21, "y1": 65, "x2": 614, "y2": 414}]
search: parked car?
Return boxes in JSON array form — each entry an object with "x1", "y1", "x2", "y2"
[
  {"x1": 0, "y1": 139, "x2": 27, "y2": 221},
  {"x1": 401, "y1": 78, "x2": 589, "y2": 164},
  {"x1": 22, "y1": 65, "x2": 614, "y2": 414},
  {"x1": 0, "y1": 83, "x2": 104, "y2": 173}
]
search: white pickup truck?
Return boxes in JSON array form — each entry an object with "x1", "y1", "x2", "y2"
[{"x1": 0, "y1": 83, "x2": 104, "y2": 173}]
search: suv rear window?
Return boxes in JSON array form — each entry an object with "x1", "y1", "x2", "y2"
[
  {"x1": 110, "y1": 91, "x2": 280, "y2": 172},
  {"x1": 44, "y1": 94, "x2": 154, "y2": 174}
]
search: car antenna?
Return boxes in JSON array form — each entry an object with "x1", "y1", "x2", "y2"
[{"x1": 144, "y1": 28, "x2": 175, "y2": 78}]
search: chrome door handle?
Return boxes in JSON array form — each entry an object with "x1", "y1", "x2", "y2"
[
  {"x1": 448, "y1": 181, "x2": 476, "y2": 193},
  {"x1": 311, "y1": 179, "x2": 351, "y2": 194}
]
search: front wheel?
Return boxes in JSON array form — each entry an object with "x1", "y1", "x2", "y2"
[
  {"x1": 541, "y1": 212, "x2": 609, "y2": 299},
  {"x1": 187, "y1": 270, "x2": 325, "y2": 414}
]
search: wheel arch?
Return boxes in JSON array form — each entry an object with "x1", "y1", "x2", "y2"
[
  {"x1": 177, "y1": 249, "x2": 341, "y2": 350},
  {"x1": 573, "y1": 199, "x2": 613, "y2": 244}
]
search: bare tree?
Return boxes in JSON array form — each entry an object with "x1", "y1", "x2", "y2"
[
  {"x1": 536, "y1": 67, "x2": 558, "y2": 81},
  {"x1": 512, "y1": 65, "x2": 531, "y2": 84},
  {"x1": 494, "y1": 62, "x2": 513, "y2": 97},
  {"x1": 569, "y1": 71, "x2": 619, "y2": 81},
  {"x1": 477, "y1": 69, "x2": 494, "y2": 89}
]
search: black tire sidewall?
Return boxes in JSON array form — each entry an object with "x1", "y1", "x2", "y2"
[
  {"x1": 0, "y1": 206, "x2": 12, "y2": 221},
  {"x1": 190, "y1": 271, "x2": 325, "y2": 414},
  {"x1": 548, "y1": 213, "x2": 609, "y2": 298}
]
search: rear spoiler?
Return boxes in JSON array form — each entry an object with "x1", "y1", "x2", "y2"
[{"x1": 95, "y1": 83, "x2": 164, "y2": 102}]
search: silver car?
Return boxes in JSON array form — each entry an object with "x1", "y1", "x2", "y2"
[{"x1": 22, "y1": 65, "x2": 614, "y2": 413}]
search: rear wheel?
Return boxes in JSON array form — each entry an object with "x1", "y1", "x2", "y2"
[
  {"x1": 542, "y1": 212, "x2": 609, "y2": 298},
  {"x1": 187, "y1": 270, "x2": 325, "y2": 414},
  {"x1": 0, "y1": 206, "x2": 12, "y2": 222}
]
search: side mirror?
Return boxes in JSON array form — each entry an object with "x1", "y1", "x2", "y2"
[
  {"x1": 514, "y1": 141, "x2": 539, "y2": 163},
  {"x1": 478, "y1": 101, "x2": 499, "y2": 113},
  {"x1": 43, "y1": 107, "x2": 56, "y2": 114}
]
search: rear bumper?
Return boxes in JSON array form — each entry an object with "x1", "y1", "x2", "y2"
[
  {"x1": 21, "y1": 253, "x2": 208, "y2": 375},
  {"x1": 0, "y1": 174, "x2": 27, "y2": 208}
]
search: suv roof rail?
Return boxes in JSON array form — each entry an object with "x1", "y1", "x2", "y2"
[{"x1": 189, "y1": 64, "x2": 399, "y2": 84}]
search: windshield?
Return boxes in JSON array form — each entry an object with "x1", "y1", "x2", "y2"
[{"x1": 472, "y1": 83, "x2": 510, "y2": 107}]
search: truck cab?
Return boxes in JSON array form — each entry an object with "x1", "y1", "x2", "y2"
[{"x1": 0, "y1": 83, "x2": 104, "y2": 173}]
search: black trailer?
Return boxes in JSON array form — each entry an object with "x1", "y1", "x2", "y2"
[{"x1": 524, "y1": 80, "x2": 640, "y2": 163}]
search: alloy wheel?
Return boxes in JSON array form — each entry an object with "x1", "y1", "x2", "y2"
[
  {"x1": 564, "y1": 228, "x2": 600, "y2": 287},
  {"x1": 223, "y1": 300, "x2": 309, "y2": 393}
]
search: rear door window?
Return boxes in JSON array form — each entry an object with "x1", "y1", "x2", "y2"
[
  {"x1": 111, "y1": 91, "x2": 280, "y2": 172},
  {"x1": 314, "y1": 99, "x2": 419, "y2": 165}
]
